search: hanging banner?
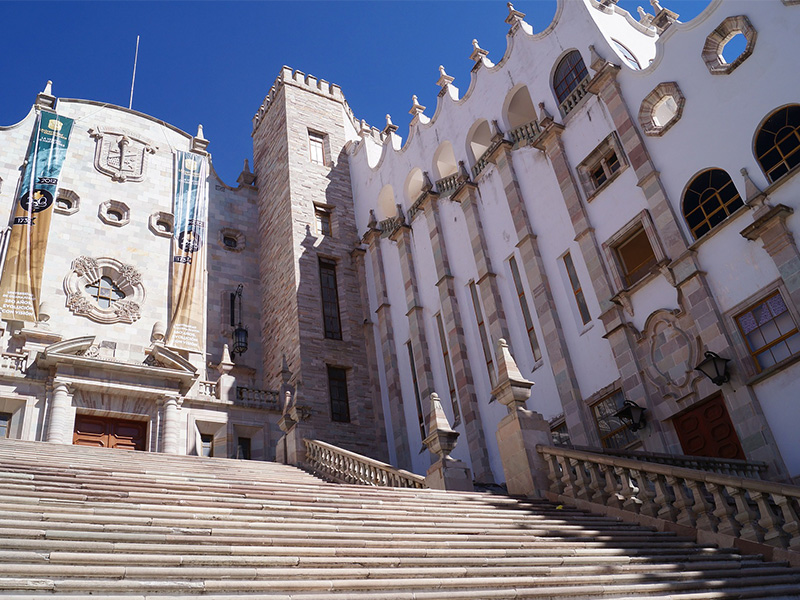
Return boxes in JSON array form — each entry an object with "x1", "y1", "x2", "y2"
[
  {"x1": 165, "y1": 150, "x2": 208, "y2": 352},
  {"x1": 0, "y1": 110, "x2": 74, "y2": 321}
]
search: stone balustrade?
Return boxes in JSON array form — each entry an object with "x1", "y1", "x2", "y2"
[
  {"x1": 236, "y1": 386, "x2": 280, "y2": 410},
  {"x1": 304, "y1": 438, "x2": 426, "y2": 488},
  {"x1": 538, "y1": 444, "x2": 800, "y2": 554},
  {"x1": 197, "y1": 380, "x2": 218, "y2": 398},
  {"x1": 378, "y1": 215, "x2": 401, "y2": 237},
  {"x1": 0, "y1": 352, "x2": 26, "y2": 375},
  {"x1": 508, "y1": 119, "x2": 544, "y2": 145},
  {"x1": 470, "y1": 138, "x2": 504, "y2": 179},
  {"x1": 435, "y1": 173, "x2": 460, "y2": 196},
  {"x1": 558, "y1": 74, "x2": 591, "y2": 116}
]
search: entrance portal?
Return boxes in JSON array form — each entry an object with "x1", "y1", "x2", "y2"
[
  {"x1": 73, "y1": 414, "x2": 147, "y2": 451},
  {"x1": 673, "y1": 393, "x2": 745, "y2": 460}
]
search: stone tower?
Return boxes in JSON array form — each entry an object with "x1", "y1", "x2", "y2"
[{"x1": 251, "y1": 67, "x2": 387, "y2": 459}]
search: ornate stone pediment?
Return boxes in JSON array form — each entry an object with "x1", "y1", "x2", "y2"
[{"x1": 88, "y1": 127, "x2": 156, "y2": 182}]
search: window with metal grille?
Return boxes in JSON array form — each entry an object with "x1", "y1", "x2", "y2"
[
  {"x1": 469, "y1": 282, "x2": 495, "y2": 386},
  {"x1": 85, "y1": 276, "x2": 125, "y2": 309},
  {"x1": 590, "y1": 149, "x2": 621, "y2": 190},
  {"x1": 315, "y1": 207, "x2": 332, "y2": 236},
  {"x1": 683, "y1": 169, "x2": 743, "y2": 239},
  {"x1": 406, "y1": 342, "x2": 426, "y2": 441},
  {"x1": 563, "y1": 253, "x2": 591, "y2": 325},
  {"x1": 553, "y1": 50, "x2": 589, "y2": 104},
  {"x1": 509, "y1": 256, "x2": 541, "y2": 361},
  {"x1": 755, "y1": 105, "x2": 800, "y2": 184},
  {"x1": 327, "y1": 366, "x2": 351, "y2": 423},
  {"x1": 591, "y1": 390, "x2": 638, "y2": 449},
  {"x1": 319, "y1": 259, "x2": 342, "y2": 340},
  {"x1": 735, "y1": 291, "x2": 800, "y2": 372},
  {"x1": 309, "y1": 131, "x2": 326, "y2": 165},
  {"x1": 435, "y1": 313, "x2": 460, "y2": 427}
]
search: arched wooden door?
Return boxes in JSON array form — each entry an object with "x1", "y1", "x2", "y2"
[
  {"x1": 73, "y1": 414, "x2": 147, "y2": 451},
  {"x1": 672, "y1": 393, "x2": 745, "y2": 460}
]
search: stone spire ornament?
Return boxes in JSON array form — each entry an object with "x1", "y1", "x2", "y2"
[
  {"x1": 191, "y1": 123, "x2": 209, "y2": 154},
  {"x1": 383, "y1": 113, "x2": 398, "y2": 135},
  {"x1": 237, "y1": 158, "x2": 256, "y2": 186},
  {"x1": 423, "y1": 393, "x2": 459, "y2": 460},
  {"x1": 422, "y1": 393, "x2": 473, "y2": 491},
  {"x1": 409, "y1": 95, "x2": 426, "y2": 118},
  {"x1": 505, "y1": 2, "x2": 526, "y2": 27},
  {"x1": 436, "y1": 65, "x2": 454, "y2": 89},
  {"x1": 470, "y1": 39, "x2": 493, "y2": 68},
  {"x1": 36, "y1": 80, "x2": 56, "y2": 109}
]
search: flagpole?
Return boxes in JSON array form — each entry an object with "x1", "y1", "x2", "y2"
[{"x1": 129, "y1": 35, "x2": 140, "y2": 110}]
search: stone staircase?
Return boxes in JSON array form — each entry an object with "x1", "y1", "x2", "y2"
[{"x1": 0, "y1": 439, "x2": 798, "y2": 599}]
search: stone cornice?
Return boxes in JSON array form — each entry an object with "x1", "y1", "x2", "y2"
[{"x1": 740, "y1": 204, "x2": 794, "y2": 242}]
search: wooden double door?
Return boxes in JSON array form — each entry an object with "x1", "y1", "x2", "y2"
[
  {"x1": 73, "y1": 414, "x2": 147, "y2": 451},
  {"x1": 673, "y1": 393, "x2": 745, "y2": 460}
]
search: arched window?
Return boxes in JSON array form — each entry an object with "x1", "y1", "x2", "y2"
[
  {"x1": 683, "y1": 169, "x2": 744, "y2": 239},
  {"x1": 611, "y1": 39, "x2": 640, "y2": 70},
  {"x1": 553, "y1": 51, "x2": 589, "y2": 104},
  {"x1": 754, "y1": 105, "x2": 800, "y2": 184}
]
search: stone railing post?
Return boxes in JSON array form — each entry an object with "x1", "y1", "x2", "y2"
[
  {"x1": 492, "y1": 338, "x2": 551, "y2": 497},
  {"x1": 215, "y1": 344, "x2": 236, "y2": 401},
  {"x1": 423, "y1": 393, "x2": 473, "y2": 491},
  {"x1": 160, "y1": 395, "x2": 182, "y2": 454},
  {"x1": 276, "y1": 390, "x2": 312, "y2": 466},
  {"x1": 46, "y1": 379, "x2": 74, "y2": 444}
]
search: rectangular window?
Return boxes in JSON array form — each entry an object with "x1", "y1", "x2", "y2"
[
  {"x1": 200, "y1": 433, "x2": 214, "y2": 457},
  {"x1": 577, "y1": 133, "x2": 626, "y2": 199},
  {"x1": 509, "y1": 256, "x2": 542, "y2": 361},
  {"x1": 591, "y1": 390, "x2": 638, "y2": 449},
  {"x1": 0, "y1": 412, "x2": 10, "y2": 439},
  {"x1": 469, "y1": 282, "x2": 495, "y2": 386},
  {"x1": 236, "y1": 437, "x2": 251, "y2": 460},
  {"x1": 327, "y1": 366, "x2": 351, "y2": 423},
  {"x1": 736, "y1": 291, "x2": 800, "y2": 372},
  {"x1": 563, "y1": 252, "x2": 591, "y2": 325},
  {"x1": 309, "y1": 131, "x2": 325, "y2": 165},
  {"x1": 315, "y1": 206, "x2": 332, "y2": 236},
  {"x1": 406, "y1": 343, "x2": 426, "y2": 441},
  {"x1": 614, "y1": 226, "x2": 658, "y2": 287},
  {"x1": 319, "y1": 259, "x2": 342, "y2": 340},
  {"x1": 435, "y1": 313, "x2": 460, "y2": 427}
]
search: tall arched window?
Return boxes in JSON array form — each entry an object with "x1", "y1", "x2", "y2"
[
  {"x1": 553, "y1": 51, "x2": 589, "y2": 104},
  {"x1": 683, "y1": 169, "x2": 743, "y2": 239},
  {"x1": 754, "y1": 105, "x2": 800, "y2": 184}
]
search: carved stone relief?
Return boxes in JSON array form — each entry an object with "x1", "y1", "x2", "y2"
[{"x1": 88, "y1": 128, "x2": 156, "y2": 182}]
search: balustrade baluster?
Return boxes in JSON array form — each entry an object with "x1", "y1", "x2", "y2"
[
  {"x1": 751, "y1": 490, "x2": 788, "y2": 548},
  {"x1": 571, "y1": 458, "x2": 591, "y2": 501},
  {"x1": 545, "y1": 452, "x2": 564, "y2": 494},
  {"x1": 599, "y1": 464, "x2": 622, "y2": 509},
  {"x1": 772, "y1": 493, "x2": 800, "y2": 550},
  {"x1": 666, "y1": 475, "x2": 696, "y2": 526},
  {"x1": 616, "y1": 466, "x2": 641, "y2": 513},
  {"x1": 651, "y1": 473, "x2": 678, "y2": 522},
  {"x1": 632, "y1": 469, "x2": 657, "y2": 517},
  {"x1": 685, "y1": 478, "x2": 717, "y2": 532},
  {"x1": 558, "y1": 455, "x2": 576, "y2": 497},
  {"x1": 727, "y1": 485, "x2": 765, "y2": 543},
  {"x1": 586, "y1": 461, "x2": 608, "y2": 504}
]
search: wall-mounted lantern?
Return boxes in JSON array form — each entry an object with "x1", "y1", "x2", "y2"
[
  {"x1": 695, "y1": 351, "x2": 730, "y2": 386},
  {"x1": 230, "y1": 284, "x2": 248, "y2": 357},
  {"x1": 614, "y1": 399, "x2": 647, "y2": 432}
]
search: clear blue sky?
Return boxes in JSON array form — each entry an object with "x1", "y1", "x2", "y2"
[{"x1": 0, "y1": 1, "x2": 712, "y2": 185}]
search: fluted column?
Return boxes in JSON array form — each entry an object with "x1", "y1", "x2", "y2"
[
  {"x1": 46, "y1": 380, "x2": 73, "y2": 444},
  {"x1": 160, "y1": 395, "x2": 182, "y2": 454}
]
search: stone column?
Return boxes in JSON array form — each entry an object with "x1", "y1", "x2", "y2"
[
  {"x1": 46, "y1": 380, "x2": 73, "y2": 444},
  {"x1": 493, "y1": 339, "x2": 552, "y2": 498},
  {"x1": 160, "y1": 395, "x2": 182, "y2": 454}
]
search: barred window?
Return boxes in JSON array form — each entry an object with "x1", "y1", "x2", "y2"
[
  {"x1": 319, "y1": 259, "x2": 342, "y2": 340},
  {"x1": 683, "y1": 169, "x2": 743, "y2": 239},
  {"x1": 755, "y1": 105, "x2": 800, "y2": 184},
  {"x1": 553, "y1": 51, "x2": 588, "y2": 104},
  {"x1": 435, "y1": 314, "x2": 460, "y2": 427},
  {"x1": 736, "y1": 291, "x2": 800, "y2": 372},
  {"x1": 469, "y1": 282, "x2": 495, "y2": 386},
  {"x1": 591, "y1": 390, "x2": 638, "y2": 449},
  {"x1": 85, "y1": 276, "x2": 125, "y2": 309}
]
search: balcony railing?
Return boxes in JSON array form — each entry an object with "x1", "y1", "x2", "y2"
[
  {"x1": 559, "y1": 74, "x2": 591, "y2": 117},
  {"x1": 378, "y1": 216, "x2": 401, "y2": 237},
  {"x1": 539, "y1": 444, "x2": 800, "y2": 553},
  {"x1": 235, "y1": 387, "x2": 280, "y2": 410},
  {"x1": 509, "y1": 119, "x2": 544, "y2": 145},
  {"x1": 434, "y1": 173, "x2": 460, "y2": 196},
  {"x1": 304, "y1": 439, "x2": 426, "y2": 488},
  {"x1": 0, "y1": 353, "x2": 26, "y2": 375},
  {"x1": 197, "y1": 380, "x2": 218, "y2": 398}
]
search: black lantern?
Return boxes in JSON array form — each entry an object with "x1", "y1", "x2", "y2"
[
  {"x1": 230, "y1": 284, "x2": 248, "y2": 357},
  {"x1": 695, "y1": 351, "x2": 730, "y2": 386},
  {"x1": 614, "y1": 399, "x2": 647, "y2": 431}
]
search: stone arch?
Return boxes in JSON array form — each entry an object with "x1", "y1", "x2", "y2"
[
  {"x1": 432, "y1": 141, "x2": 458, "y2": 180},
  {"x1": 466, "y1": 119, "x2": 493, "y2": 165},
  {"x1": 753, "y1": 104, "x2": 800, "y2": 184},
  {"x1": 504, "y1": 85, "x2": 538, "y2": 131},
  {"x1": 377, "y1": 184, "x2": 396, "y2": 220},
  {"x1": 551, "y1": 49, "x2": 588, "y2": 106},
  {"x1": 405, "y1": 168, "x2": 426, "y2": 205}
]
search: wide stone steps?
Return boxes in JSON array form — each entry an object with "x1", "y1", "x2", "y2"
[{"x1": 0, "y1": 439, "x2": 799, "y2": 598}]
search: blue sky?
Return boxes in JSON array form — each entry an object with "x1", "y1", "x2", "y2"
[{"x1": 0, "y1": 1, "x2": 712, "y2": 184}]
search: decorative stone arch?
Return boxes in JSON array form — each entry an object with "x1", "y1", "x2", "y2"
[
  {"x1": 465, "y1": 119, "x2": 492, "y2": 165},
  {"x1": 63, "y1": 256, "x2": 145, "y2": 324},
  {"x1": 404, "y1": 168, "x2": 427, "y2": 206},
  {"x1": 701, "y1": 15, "x2": 757, "y2": 75},
  {"x1": 752, "y1": 103, "x2": 800, "y2": 184},
  {"x1": 638, "y1": 82, "x2": 685, "y2": 137},
  {"x1": 503, "y1": 85, "x2": 538, "y2": 132},
  {"x1": 376, "y1": 184, "x2": 396, "y2": 220},
  {"x1": 432, "y1": 141, "x2": 458, "y2": 180},
  {"x1": 681, "y1": 168, "x2": 744, "y2": 240},
  {"x1": 550, "y1": 49, "x2": 589, "y2": 106}
]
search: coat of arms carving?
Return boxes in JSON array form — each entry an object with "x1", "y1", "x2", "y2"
[{"x1": 88, "y1": 128, "x2": 156, "y2": 182}]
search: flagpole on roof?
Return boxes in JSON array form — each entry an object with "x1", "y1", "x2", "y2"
[{"x1": 129, "y1": 35, "x2": 140, "y2": 110}]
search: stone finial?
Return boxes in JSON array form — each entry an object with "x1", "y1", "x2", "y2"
[
  {"x1": 191, "y1": 124, "x2": 209, "y2": 154},
  {"x1": 37, "y1": 301, "x2": 51, "y2": 324},
  {"x1": 538, "y1": 102, "x2": 553, "y2": 122},
  {"x1": 409, "y1": 95, "x2": 426, "y2": 118},
  {"x1": 491, "y1": 120, "x2": 504, "y2": 139},
  {"x1": 650, "y1": 0, "x2": 663, "y2": 10},
  {"x1": 423, "y1": 393, "x2": 460, "y2": 459},
  {"x1": 505, "y1": 2, "x2": 526, "y2": 26},
  {"x1": 368, "y1": 209, "x2": 378, "y2": 229},
  {"x1": 589, "y1": 44, "x2": 611, "y2": 72},
  {"x1": 217, "y1": 343, "x2": 235, "y2": 376},
  {"x1": 383, "y1": 114, "x2": 398, "y2": 135},
  {"x1": 151, "y1": 321, "x2": 166, "y2": 342},
  {"x1": 492, "y1": 338, "x2": 534, "y2": 410},
  {"x1": 740, "y1": 167, "x2": 767, "y2": 206},
  {"x1": 422, "y1": 171, "x2": 434, "y2": 192},
  {"x1": 650, "y1": 0, "x2": 679, "y2": 33},
  {"x1": 36, "y1": 79, "x2": 56, "y2": 109},
  {"x1": 396, "y1": 203, "x2": 407, "y2": 225},
  {"x1": 436, "y1": 65, "x2": 455, "y2": 89},
  {"x1": 237, "y1": 158, "x2": 256, "y2": 186},
  {"x1": 470, "y1": 39, "x2": 492, "y2": 68},
  {"x1": 43, "y1": 80, "x2": 53, "y2": 96},
  {"x1": 242, "y1": 158, "x2": 251, "y2": 173},
  {"x1": 196, "y1": 124, "x2": 206, "y2": 140},
  {"x1": 458, "y1": 160, "x2": 471, "y2": 181}
]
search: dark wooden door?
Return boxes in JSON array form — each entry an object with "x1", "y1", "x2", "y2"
[
  {"x1": 73, "y1": 414, "x2": 147, "y2": 451},
  {"x1": 673, "y1": 394, "x2": 745, "y2": 460}
]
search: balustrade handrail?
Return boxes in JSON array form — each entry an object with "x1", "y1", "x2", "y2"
[
  {"x1": 538, "y1": 444, "x2": 800, "y2": 553},
  {"x1": 569, "y1": 444, "x2": 769, "y2": 478},
  {"x1": 304, "y1": 439, "x2": 426, "y2": 488},
  {"x1": 559, "y1": 74, "x2": 591, "y2": 117}
]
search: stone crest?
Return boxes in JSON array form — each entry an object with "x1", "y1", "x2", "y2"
[{"x1": 89, "y1": 128, "x2": 156, "y2": 182}]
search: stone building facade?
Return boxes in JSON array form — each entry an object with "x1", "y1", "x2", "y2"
[{"x1": 0, "y1": 0, "x2": 799, "y2": 485}]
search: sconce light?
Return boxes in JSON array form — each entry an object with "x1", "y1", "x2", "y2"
[
  {"x1": 230, "y1": 284, "x2": 248, "y2": 357},
  {"x1": 695, "y1": 351, "x2": 730, "y2": 386},
  {"x1": 614, "y1": 399, "x2": 647, "y2": 432}
]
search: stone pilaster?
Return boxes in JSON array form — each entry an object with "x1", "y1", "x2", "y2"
[
  {"x1": 421, "y1": 194, "x2": 492, "y2": 483},
  {"x1": 488, "y1": 142, "x2": 589, "y2": 445},
  {"x1": 46, "y1": 380, "x2": 73, "y2": 444},
  {"x1": 364, "y1": 227, "x2": 411, "y2": 468},
  {"x1": 159, "y1": 395, "x2": 182, "y2": 454}
]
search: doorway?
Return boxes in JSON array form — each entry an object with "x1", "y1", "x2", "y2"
[
  {"x1": 672, "y1": 393, "x2": 745, "y2": 460},
  {"x1": 73, "y1": 414, "x2": 147, "y2": 451}
]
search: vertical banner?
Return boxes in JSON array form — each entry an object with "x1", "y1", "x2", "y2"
[
  {"x1": 165, "y1": 150, "x2": 208, "y2": 352},
  {"x1": 0, "y1": 111, "x2": 74, "y2": 321}
]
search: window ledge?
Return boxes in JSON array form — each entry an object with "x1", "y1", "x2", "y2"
[
  {"x1": 614, "y1": 258, "x2": 669, "y2": 299},
  {"x1": 585, "y1": 165, "x2": 627, "y2": 203},
  {"x1": 579, "y1": 321, "x2": 595, "y2": 337},
  {"x1": 531, "y1": 358, "x2": 545, "y2": 373},
  {"x1": 745, "y1": 351, "x2": 800, "y2": 386},
  {"x1": 764, "y1": 161, "x2": 800, "y2": 196},
  {"x1": 687, "y1": 203, "x2": 750, "y2": 251}
]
